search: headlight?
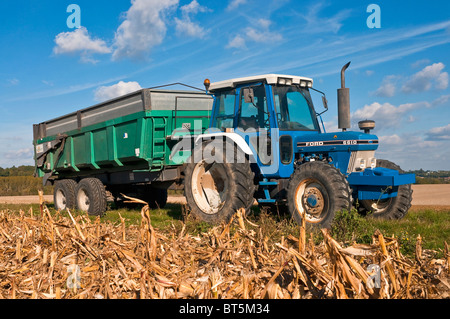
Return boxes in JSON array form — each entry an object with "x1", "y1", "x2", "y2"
[
  {"x1": 359, "y1": 159, "x2": 366, "y2": 169},
  {"x1": 278, "y1": 77, "x2": 293, "y2": 86}
]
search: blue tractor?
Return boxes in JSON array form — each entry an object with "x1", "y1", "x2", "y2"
[{"x1": 181, "y1": 62, "x2": 415, "y2": 228}]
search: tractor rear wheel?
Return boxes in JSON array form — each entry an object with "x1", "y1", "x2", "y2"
[
  {"x1": 287, "y1": 161, "x2": 352, "y2": 229},
  {"x1": 184, "y1": 141, "x2": 255, "y2": 224},
  {"x1": 359, "y1": 159, "x2": 413, "y2": 220}
]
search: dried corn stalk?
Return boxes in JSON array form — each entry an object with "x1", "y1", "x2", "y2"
[{"x1": 0, "y1": 199, "x2": 448, "y2": 299}]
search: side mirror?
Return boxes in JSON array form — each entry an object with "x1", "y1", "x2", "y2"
[
  {"x1": 322, "y1": 96, "x2": 328, "y2": 110},
  {"x1": 243, "y1": 88, "x2": 255, "y2": 104}
]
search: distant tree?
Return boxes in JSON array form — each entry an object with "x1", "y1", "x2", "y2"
[{"x1": 0, "y1": 165, "x2": 35, "y2": 177}]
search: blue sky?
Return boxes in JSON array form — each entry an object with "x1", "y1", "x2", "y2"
[{"x1": 1, "y1": 0, "x2": 450, "y2": 170}]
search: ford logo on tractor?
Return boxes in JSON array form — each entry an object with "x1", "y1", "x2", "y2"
[{"x1": 306, "y1": 141, "x2": 324, "y2": 147}]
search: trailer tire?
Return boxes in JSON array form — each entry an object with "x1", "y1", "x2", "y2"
[
  {"x1": 54, "y1": 179, "x2": 77, "y2": 211},
  {"x1": 76, "y1": 178, "x2": 107, "y2": 216},
  {"x1": 146, "y1": 187, "x2": 168, "y2": 209},
  {"x1": 287, "y1": 161, "x2": 352, "y2": 229},
  {"x1": 184, "y1": 141, "x2": 255, "y2": 224},
  {"x1": 359, "y1": 159, "x2": 413, "y2": 220}
]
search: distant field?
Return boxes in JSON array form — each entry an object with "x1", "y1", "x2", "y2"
[{"x1": 410, "y1": 184, "x2": 450, "y2": 206}]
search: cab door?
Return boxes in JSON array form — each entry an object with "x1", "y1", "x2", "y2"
[{"x1": 234, "y1": 83, "x2": 280, "y2": 176}]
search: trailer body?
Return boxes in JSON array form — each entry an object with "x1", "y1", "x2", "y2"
[{"x1": 33, "y1": 88, "x2": 213, "y2": 189}]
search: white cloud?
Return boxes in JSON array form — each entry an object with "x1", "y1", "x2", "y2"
[
  {"x1": 112, "y1": 0, "x2": 179, "y2": 60},
  {"x1": 297, "y1": 2, "x2": 352, "y2": 34},
  {"x1": 352, "y1": 99, "x2": 450, "y2": 168},
  {"x1": 426, "y1": 124, "x2": 450, "y2": 141},
  {"x1": 226, "y1": 18, "x2": 282, "y2": 50},
  {"x1": 226, "y1": 0, "x2": 247, "y2": 11},
  {"x1": 379, "y1": 134, "x2": 402, "y2": 146},
  {"x1": 226, "y1": 35, "x2": 246, "y2": 49},
  {"x1": 436, "y1": 71, "x2": 449, "y2": 90},
  {"x1": 373, "y1": 75, "x2": 398, "y2": 97},
  {"x1": 375, "y1": 133, "x2": 444, "y2": 170},
  {"x1": 323, "y1": 120, "x2": 339, "y2": 133},
  {"x1": 432, "y1": 94, "x2": 450, "y2": 106},
  {"x1": 179, "y1": 0, "x2": 208, "y2": 15},
  {"x1": 175, "y1": 18, "x2": 205, "y2": 38},
  {"x1": 406, "y1": 115, "x2": 416, "y2": 123},
  {"x1": 3, "y1": 148, "x2": 34, "y2": 160},
  {"x1": 352, "y1": 101, "x2": 430, "y2": 130},
  {"x1": 402, "y1": 62, "x2": 449, "y2": 93},
  {"x1": 371, "y1": 62, "x2": 448, "y2": 98},
  {"x1": 175, "y1": 0, "x2": 210, "y2": 38},
  {"x1": 245, "y1": 19, "x2": 282, "y2": 43},
  {"x1": 53, "y1": 27, "x2": 111, "y2": 58},
  {"x1": 411, "y1": 58, "x2": 431, "y2": 68},
  {"x1": 94, "y1": 81, "x2": 142, "y2": 102}
]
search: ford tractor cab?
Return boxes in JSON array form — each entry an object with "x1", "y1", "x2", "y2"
[{"x1": 182, "y1": 62, "x2": 415, "y2": 227}]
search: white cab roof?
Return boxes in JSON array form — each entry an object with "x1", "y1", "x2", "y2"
[{"x1": 208, "y1": 74, "x2": 314, "y2": 91}]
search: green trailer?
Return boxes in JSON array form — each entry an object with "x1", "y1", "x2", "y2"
[{"x1": 33, "y1": 87, "x2": 213, "y2": 215}]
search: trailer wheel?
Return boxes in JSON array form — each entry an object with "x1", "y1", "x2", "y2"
[
  {"x1": 76, "y1": 178, "x2": 107, "y2": 216},
  {"x1": 54, "y1": 179, "x2": 77, "y2": 211},
  {"x1": 146, "y1": 187, "x2": 168, "y2": 209},
  {"x1": 359, "y1": 159, "x2": 413, "y2": 220},
  {"x1": 184, "y1": 141, "x2": 255, "y2": 224},
  {"x1": 287, "y1": 162, "x2": 352, "y2": 229}
]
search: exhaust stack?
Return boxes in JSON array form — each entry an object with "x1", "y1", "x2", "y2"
[{"x1": 338, "y1": 61, "x2": 351, "y2": 131}]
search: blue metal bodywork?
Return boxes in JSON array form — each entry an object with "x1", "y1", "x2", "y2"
[{"x1": 348, "y1": 167, "x2": 415, "y2": 200}]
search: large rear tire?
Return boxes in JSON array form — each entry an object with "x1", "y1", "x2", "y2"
[
  {"x1": 54, "y1": 179, "x2": 77, "y2": 211},
  {"x1": 75, "y1": 178, "x2": 107, "y2": 216},
  {"x1": 287, "y1": 162, "x2": 352, "y2": 229},
  {"x1": 184, "y1": 141, "x2": 255, "y2": 224},
  {"x1": 359, "y1": 159, "x2": 413, "y2": 220}
]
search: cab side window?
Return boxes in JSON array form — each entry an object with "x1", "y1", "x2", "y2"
[{"x1": 238, "y1": 85, "x2": 269, "y2": 130}]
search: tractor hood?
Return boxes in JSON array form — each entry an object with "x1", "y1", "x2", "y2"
[{"x1": 295, "y1": 131, "x2": 379, "y2": 153}]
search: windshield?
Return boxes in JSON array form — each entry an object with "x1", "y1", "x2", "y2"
[{"x1": 273, "y1": 86, "x2": 319, "y2": 131}]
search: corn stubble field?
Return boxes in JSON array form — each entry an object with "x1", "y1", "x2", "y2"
[{"x1": 0, "y1": 195, "x2": 449, "y2": 300}]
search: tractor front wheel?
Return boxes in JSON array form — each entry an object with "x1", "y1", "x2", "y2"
[
  {"x1": 287, "y1": 161, "x2": 352, "y2": 229},
  {"x1": 359, "y1": 159, "x2": 413, "y2": 220}
]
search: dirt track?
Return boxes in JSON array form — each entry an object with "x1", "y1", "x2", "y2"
[{"x1": 0, "y1": 185, "x2": 448, "y2": 207}]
